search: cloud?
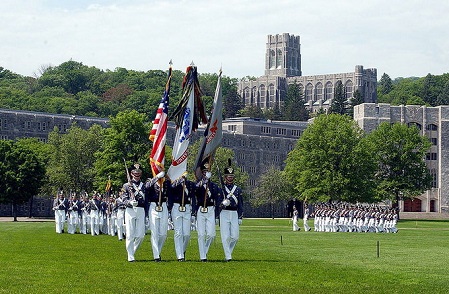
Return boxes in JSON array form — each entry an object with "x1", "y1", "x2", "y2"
[{"x1": 1, "y1": 0, "x2": 448, "y2": 79}]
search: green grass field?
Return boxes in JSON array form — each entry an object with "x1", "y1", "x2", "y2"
[{"x1": 0, "y1": 219, "x2": 448, "y2": 293}]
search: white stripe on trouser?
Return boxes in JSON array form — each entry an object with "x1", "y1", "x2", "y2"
[
  {"x1": 90, "y1": 210, "x2": 100, "y2": 236},
  {"x1": 54, "y1": 210, "x2": 65, "y2": 233},
  {"x1": 303, "y1": 216, "x2": 310, "y2": 231},
  {"x1": 197, "y1": 206, "x2": 216, "y2": 260},
  {"x1": 67, "y1": 211, "x2": 79, "y2": 234},
  {"x1": 149, "y1": 202, "x2": 168, "y2": 259},
  {"x1": 125, "y1": 207, "x2": 145, "y2": 261},
  {"x1": 219, "y1": 210, "x2": 239, "y2": 260},
  {"x1": 116, "y1": 210, "x2": 125, "y2": 240},
  {"x1": 172, "y1": 203, "x2": 192, "y2": 259}
]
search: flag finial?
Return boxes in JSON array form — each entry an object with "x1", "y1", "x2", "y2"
[{"x1": 169, "y1": 59, "x2": 173, "y2": 66}]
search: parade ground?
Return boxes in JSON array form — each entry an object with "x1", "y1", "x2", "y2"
[{"x1": 0, "y1": 218, "x2": 448, "y2": 293}]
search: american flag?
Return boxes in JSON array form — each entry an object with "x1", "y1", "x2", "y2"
[{"x1": 149, "y1": 66, "x2": 172, "y2": 177}]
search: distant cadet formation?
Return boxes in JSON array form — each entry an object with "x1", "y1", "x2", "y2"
[
  {"x1": 310, "y1": 203, "x2": 399, "y2": 233},
  {"x1": 52, "y1": 161, "x2": 244, "y2": 262}
]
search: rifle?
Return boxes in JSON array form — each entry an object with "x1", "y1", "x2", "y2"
[{"x1": 123, "y1": 158, "x2": 135, "y2": 201}]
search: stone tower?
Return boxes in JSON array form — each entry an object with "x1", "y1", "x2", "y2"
[{"x1": 264, "y1": 33, "x2": 301, "y2": 77}]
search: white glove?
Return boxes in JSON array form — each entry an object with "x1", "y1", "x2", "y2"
[
  {"x1": 238, "y1": 219, "x2": 242, "y2": 225},
  {"x1": 222, "y1": 199, "x2": 230, "y2": 207},
  {"x1": 205, "y1": 171, "x2": 212, "y2": 179},
  {"x1": 156, "y1": 171, "x2": 165, "y2": 179},
  {"x1": 191, "y1": 215, "x2": 196, "y2": 223},
  {"x1": 215, "y1": 218, "x2": 219, "y2": 225}
]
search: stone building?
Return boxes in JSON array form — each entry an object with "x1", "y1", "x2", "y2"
[
  {"x1": 0, "y1": 108, "x2": 307, "y2": 218},
  {"x1": 354, "y1": 103, "x2": 449, "y2": 214},
  {"x1": 238, "y1": 33, "x2": 378, "y2": 113}
]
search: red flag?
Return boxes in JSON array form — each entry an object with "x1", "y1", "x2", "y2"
[{"x1": 149, "y1": 66, "x2": 172, "y2": 177}]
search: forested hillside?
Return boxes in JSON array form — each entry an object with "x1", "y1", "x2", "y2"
[
  {"x1": 1, "y1": 61, "x2": 449, "y2": 122},
  {"x1": 0, "y1": 60, "x2": 242, "y2": 120}
]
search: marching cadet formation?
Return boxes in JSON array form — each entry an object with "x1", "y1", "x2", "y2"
[
  {"x1": 52, "y1": 161, "x2": 244, "y2": 262},
  {"x1": 310, "y1": 203, "x2": 399, "y2": 233}
]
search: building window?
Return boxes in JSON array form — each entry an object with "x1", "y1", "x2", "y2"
[
  {"x1": 259, "y1": 85, "x2": 266, "y2": 107},
  {"x1": 276, "y1": 128, "x2": 286, "y2": 135},
  {"x1": 249, "y1": 166, "x2": 257, "y2": 173},
  {"x1": 26, "y1": 121, "x2": 31, "y2": 129},
  {"x1": 345, "y1": 80, "x2": 353, "y2": 99},
  {"x1": 291, "y1": 129, "x2": 301, "y2": 137},
  {"x1": 315, "y1": 82, "x2": 323, "y2": 101},
  {"x1": 268, "y1": 85, "x2": 276, "y2": 108},
  {"x1": 325, "y1": 82, "x2": 333, "y2": 101},
  {"x1": 276, "y1": 49, "x2": 282, "y2": 68},
  {"x1": 42, "y1": 122, "x2": 47, "y2": 131},
  {"x1": 228, "y1": 125, "x2": 236, "y2": 132},
  {"x1": 426, "y1": 124, "x2": 438, "y2": 131},
  {"x1": 430, "y1": 168, "x2": 438, "y2": 188},
  {"x1": 261, "y1": 126, "x2": 271, "y2": 134},
  {"x1": 426, "y1": 153, "x2": 437, "y2": 160},
  {"x1": 431, "y1": 138, "x2": 437, "y2": 145},
  {"x1": 305, "y1": 83, "x2": 313, "y2": 102},
  {"x1": 270, "y1": 50, "x2": 275, "y2": 69}
]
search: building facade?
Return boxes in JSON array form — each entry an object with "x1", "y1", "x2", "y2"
[
  {"x1": 238, "y1": 33, "x2": 378, "y2": 113},
  {"x1": 0, "y1": 109, "x2": 307, "y2": 218},
  {"x1": 354, "y1": 103, "x2": 449, "y2": 214}
]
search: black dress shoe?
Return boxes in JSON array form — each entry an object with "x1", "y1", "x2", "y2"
[
  {"x1": 201, "y1": 259, "x2": 207, "y2": 262},
  {"x1": 178, "y1": 258, "x2": 185, "y2": 262},
  {"x1": 154, "y1": 258, "x2": 161, "y2": 262},
  {"x1": 225, "y1": 259, "x2": 232, "y2": 262}
]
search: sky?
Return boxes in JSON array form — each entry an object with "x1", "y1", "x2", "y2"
[{"x1": 1, "y1": 0, "x2": 448, "y2": 80}]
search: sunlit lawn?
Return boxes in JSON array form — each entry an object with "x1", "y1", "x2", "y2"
[{"x1": 0, "y1": 218, "x2": 448, "y2": 293}]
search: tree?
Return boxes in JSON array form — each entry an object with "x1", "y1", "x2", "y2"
[
  {"x1": 238, "y1": 105, "x2": 264, "y2": 118},
  {"x1": 378, "y1": 73, "x2": 393, "y2": 95},
  {"x1": 284, "y1": 114, "x2": 377, "y2": 204},
  {"x1": 366, "y1": 122, "x2": 432, "y2": 206},
  {"x1": 329, "y1": 80, "x2": 347, "y2": 115},
  {"x1": 250, "y1": 166, "x2": 293, "y2": 218},
  {"x1": 187, "y1": 140, "x2": 248, "y2": 193},
  {"x1": 46, "y1": 124, "x2": 104, "y2": 195},
  {"x1": 93, "y1": 110, "x2": 151, "y2": 193},
  {"x1": 348, "y1": 89, "x2": 364, "y2": 118},
  {"x1": 0, "y1": 139, "x2": 46, "y2": 221},
  {"x1": 284, "y1": 81, "x2": 309, "y2": 121}
]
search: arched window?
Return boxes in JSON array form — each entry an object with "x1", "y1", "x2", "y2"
[
  {"x1": 315, "y1": 82, "x2": 323, "y2": 101},
  {"x1": 276, "y1": 49, "x2": 282, "y2": 68},
  {"x1": 426, "y1": 124, "x2": 438, "y2": 131},
  {"x1": 251, "y1": 86, "x2": 257, "y2": 105},
  {"x1": 270, "y1": 50, "x2": 275, "y2": 69},
  {"x1": 243, "y1": 87, "x2": 250, "y2": 105},
  {"x1": 345, "y1": 80, "x2": 353, "y2": 99},
  {"x1": 325, "y1": 82, "x2": 333, "y2": 101},
  {"x1": 259, "y1": 84, "x2": 266, "y2": 107},
  {"x1": 305, "y1": 83, "x2": 313, "y2": 102},
  {"x1": 269, "y1": 84, "x2": 276, "y2": 108}
]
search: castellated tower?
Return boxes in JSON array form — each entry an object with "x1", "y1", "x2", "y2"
[{"x1": 265, "y1": 33, "x2": 301, "y2": 77}]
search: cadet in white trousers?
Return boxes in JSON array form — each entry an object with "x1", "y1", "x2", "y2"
[
  {"x1": 148, "y1": 176, "x2": 169, "y2": 262},
  {"x1": 168, "y1": 175, "x2": 197, "y2": 261},
  {"x1": 194, "y1": 163, "x2": 222, "y2": 262},
  {"x1": 292, "y1": 206, "x2": 300, "y2": 231},
  {"x1": 122, "y1": 163, "x2": 156, "y2": 262},
  {"x1": 218, "y1": 163, "x2": 243, "y2": 261},
  {"x1": 52, "y1": 190, "x2": 68, "y2": 233}
]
